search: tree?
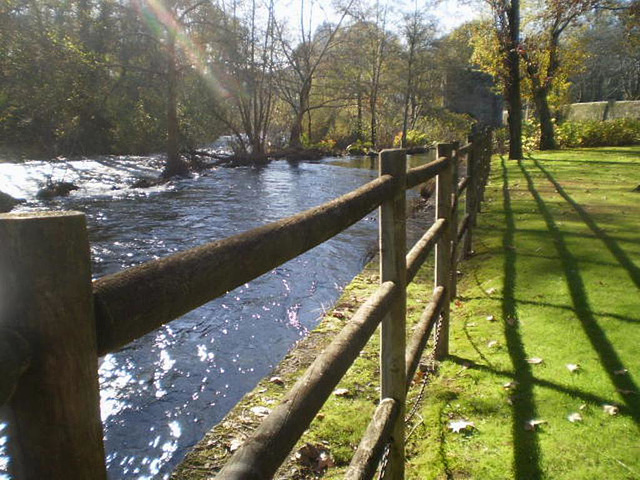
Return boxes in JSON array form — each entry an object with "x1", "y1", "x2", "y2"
[
  {"x1": 400, "y1": 9, "x2": 436, "y2": 147},
  {"x1": 485, "y1": 0, "x2": 524, "y2": 159},
  {"x1": 570, "y1": 6, "x2": 640, "y2": 101},
  {"x1": 519, "y1": 0, "x2": 601, "y2": 150},
  {"x1": 274, "y1": 0, "x2": 354, "y2": 148}
]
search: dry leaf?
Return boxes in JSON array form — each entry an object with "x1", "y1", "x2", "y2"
[
  {"x1": 503, "y1": 381, "x2": 519, "y2": 390},
  {"x1": 566, "y1": 363, "x2": 580, "y2": 373},
  {"x1": 486, "y1": 315, "x2": 496, "y2": 322},
  {"x1": 295, "y1": 443, "x2": 335, "y2": 473},
  {"x1": 269, "y1": 376, "x2": 285, "y2": 386},
  {"x1": 614, "y1": 369, "x2": 628, "y2": 376},
  {"x1": 229, "y1": 438, "x2": 244, "y2": 452},
  {"x1": 333, "y1": 388, "x2": 351, "y2": 397},
  {"x1": 524, "y1": 419, "x2": 547, "y2": 431},
  {"x1": 527, "y1": 357, "x2": 544, "y2": 365},
  {"x1": 467, "y1": 322, "x2": 477, "y2": 327},
  {"x1": 487, "y1": 340, "x2": 498, "y2": 348},
  {"x1": 579, "y1": 404, "x2": 587, "y2": 411},
  {"x1": 617, "y1": 389, "x2": 637, "y2": 395},
  {"x1": 486, "y1": 288, "x2": 497, "y2": 295},
  {"x1": 603, "y1": 404, "x2": 619, "y2": 416},
  {"x1": 250, "y1": 406, "x2": 271, "y2": 417},
  {"x1": 448, "y1": 420, "x2": 475, "y2": 433},
  {"x1": 506, "y1": 316, "x2": 518, "y2": 326},
  {"x1": 567, "y1": 412, "x2": 583, "y2": 423}
]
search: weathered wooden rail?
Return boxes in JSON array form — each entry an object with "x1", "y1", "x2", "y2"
[{"x1": 0, "y1": 130, "x2": 492, "y2": 479}]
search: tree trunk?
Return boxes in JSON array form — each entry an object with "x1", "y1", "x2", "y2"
[
  {"x1": 289, "y1": 81, "x2": 311, "y2": 148},
  {"x1": 533, "y1": 87, "x2": 557, "y2": 150},
  {"x1": 163, "y1": 32, "x2": 188, "y2": 178},
  {"x1": 507, "y1": 0, "x2": 523, "y2": 160},
  {"x1": 356, "y1": 87, "x2": 364, "y2": 142}
]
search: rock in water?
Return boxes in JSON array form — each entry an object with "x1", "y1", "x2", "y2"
[
  {"x1": 0, "y1": 190, "x2": 21, "y2": 212},
  {"x1": 36, "y1": 181, "x2": 79, "y2": 200}
]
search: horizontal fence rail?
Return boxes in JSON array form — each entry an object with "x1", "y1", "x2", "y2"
[
  {"x1": 0, "y1": 129, "x2": 493, "y2": 480},
  {"x1": 93, "y1": 175, "x2": 396, "y2": 355}
]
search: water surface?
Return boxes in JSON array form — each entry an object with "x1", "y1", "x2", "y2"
[{"x1": 0, "y1": 151, "x2": 434, "y2": 479}]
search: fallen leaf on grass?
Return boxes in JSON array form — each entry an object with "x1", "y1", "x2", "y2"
[
  {"x1": 269, "y1": 376, "x2": 285, "y2": 386},
  {"x1": 229, "y1": 438, "x2": 244, "y2": 452},
  {"x1": 506, "y1": 316, "x2": 518, "y2": 326},
  {"x1": 614, "y1": 369, "x2": 628, "y2": 376},
  {"x1": 295, "y1": 443, "x2": 335, "y2": 473},
  {"x1": 617, "y1": 389, "x2": 637, "y2": 395},
  {"x1": 448, "y1": 420, "x2": 475, "y2": 433},
  {"x1": 486, "y1": 315, "x2": 496, "y2": 322},
  {"x1": 503, "y1": 381, "x2": 519, "y2": 390},
  {"x1": 487, "y1": 340, "x2": 498, "y2": 348},
  {"x1": 567, "y1": 413, "x2": 583, "y2": 423},
  {"x1": 527, "y1": 357, "x2": 544, "y2": 365},
  {"x1": 524, "y1": 419, "x2": 547, "y2": 431},
  {"x1": 486, "y1": 287, "x2": 497, "y2": 295},
  {"x1": 566, "y1": 363, "x2": 581, "y2": 373},
  {"x1": 250, "y1": 406, "x2": 271, "y2": 417},
  {"x1": 333, "y1": 388, "x2": 351, "y2": 397},
  {"x1": 603, "y1": 404, "x2": 619, "y2": 416}
]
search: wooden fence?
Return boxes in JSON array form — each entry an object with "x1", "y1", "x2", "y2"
[{"x1": 0, "y1": 130, "x2": 492, "y2": 480}]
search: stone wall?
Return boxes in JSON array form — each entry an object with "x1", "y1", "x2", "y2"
[{"x1": 564, "y1": 100, "x2": 640, "y2": 122}]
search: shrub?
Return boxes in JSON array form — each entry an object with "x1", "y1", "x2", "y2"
[
  {"x1": 518, "y1": 118, "x2": 640, "y2": 151},
  {"x1": 556, "y1": 119, "x2": 640, "y2": 147},
  {"x1": 345, "y1": 139, "x2": 373, "y2": 155},
  {"x1": 392, "y1": 129, "x2": 429, "y2": 148}
]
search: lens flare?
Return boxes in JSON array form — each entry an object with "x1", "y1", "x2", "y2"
[{"x1": 132, "y1": 0, "x2": 230, "y2": 98}]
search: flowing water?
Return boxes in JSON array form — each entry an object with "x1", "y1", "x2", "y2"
[{"x1": 0, "y1": 150, "x2": 434, "y2": 479}]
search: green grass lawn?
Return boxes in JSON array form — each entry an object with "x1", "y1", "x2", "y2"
[{"x1": 408, "y1": 146, "x2": 640, "y2": 479}]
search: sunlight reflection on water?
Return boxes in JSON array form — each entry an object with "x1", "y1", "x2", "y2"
[{"x1": 0, "y1": 152, "x2": 434, "y2": 479}]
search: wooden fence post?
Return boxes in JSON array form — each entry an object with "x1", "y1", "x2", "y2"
[
  {"x1": 0, "y1": 212, "x2": 107, "y2": 479},
  {"x1": 379, "y1": 149, "x2": 407, "y2": 479},
  {"x1": 464, "y1": 135, "x2": 477, "y2": 256},
  {"x1": 450, "y1": 142, "x2": 460, "y2": 299},
  {"x1": 434, "y1": 144, "x2": 453, "y2": 360}
]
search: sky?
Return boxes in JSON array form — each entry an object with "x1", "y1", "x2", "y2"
[
  {"x1": 275, "y1": 0, "x2": 485, "y2": 37},
  {"x1": 432, "y1": 0, "x2": 484, "y2": 33}
]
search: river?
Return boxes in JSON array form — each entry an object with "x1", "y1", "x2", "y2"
[{"x1": 0, "y1": 150, "x2": 434, "y2": 479}]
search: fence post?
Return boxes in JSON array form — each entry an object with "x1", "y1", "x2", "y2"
[
  {"x1": 464, "y1": 135, "x2": 477, "y2": 257},
  {"x1": 0, "y1": 212, "x2": 107, "y2": 479},
  {"x1": 379, "y1": 149, "x2": 407, "y2": 479},
  {"x1": 450, "y1": 142, "x2": 460, "y2": 299},
  {"x1": 434, "y1": 144, "x2": 453, "y2": 360}
]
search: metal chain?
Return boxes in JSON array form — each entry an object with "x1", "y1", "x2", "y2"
[
  {"x1": 376, "y1": 444, "x2": 390, "y2": 480},
  {"x1": 405, "y1": 359, "x2": 436, "y2": 424},
  {"x1": 432, "y1": 311, "x2": 444, "y2": 360}
]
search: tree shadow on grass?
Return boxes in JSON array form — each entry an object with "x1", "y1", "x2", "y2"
[
  {"x1": 531, "y1": 157, "x2": 640, "y2": 290},
  {"x1": 518, "y1": 160, "x2": 640, "y2": 425},
  {"x1": 501, "y1": 157, "x2": 543, "y2": 480},
  {"x1": 448, "y1": 355, "x2": 637, "y2": 420}
]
